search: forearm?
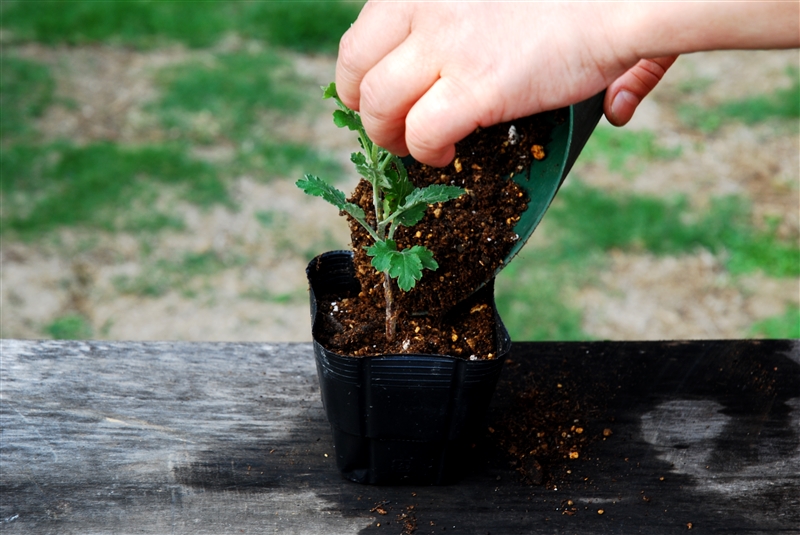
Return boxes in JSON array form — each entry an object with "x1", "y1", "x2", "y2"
[{"x1": 617, "y1": 1, "x2": 800, "y2": 60}]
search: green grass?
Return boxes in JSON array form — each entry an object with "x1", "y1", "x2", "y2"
[
  {"x1": 153, "y1": 50, "x2": 343, "y2": 180},
  {"x1": 677, "y1": 76, "x2": 714, "y2": 95},
  {"x1": 154, "y1": 50, "x2": 302, "y2": 143},
  {"x1": 240, "y1": 287, "x2": 304, "y2": 304},
  {"x1": 496, "y1": 182, "x2": 799, "y2": 341},
  {"x1": 255, "y1": 209, "x2": 344, "y2": 258},
  {"x1": 113, "y1": 250, "x2": 242, "y2": 297},
  {"x1": 549, "y1": 182, "x2": 799, "y2": 278},
  {"x1": 1, "y1": 142, "x2": 228, "y2": 236},
  {"x1": 241, "y1": 1, "x2": 362, "y2": 53},
  {"x1": 0, "y1": 15, "x2": 345, "y2": 243},
  {"x1": 1, "y1": 0, "x2": 361, "y2": 53},
  {"x1": 0, "y1": 55, "x2": 54, "y2": 141},
  {"x1": 45, "y1": 313, "x2": 93, "y2": 339},
  {"x1": 495, "y1": 245, "x2": 598, "y2": 342},
  {"x1": 749, "y1": 306, "x2": 800, "y2": 338},
  {"x1": 237, "y1": 141, "x2": 343, "y2": 181},
  {"x1": 578, "y1": 126, "x2": 680, "y2": 175},
  {"x1": 679, "y1": 69, "x2": 800, "y2": 132},
  {"x1": 0, "y1": 47, "x2": 342, "y2": 240}
]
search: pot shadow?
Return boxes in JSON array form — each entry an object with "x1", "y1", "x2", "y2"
[{"x1": 172, "y1": 340, "x2": 800, "y2": 534}]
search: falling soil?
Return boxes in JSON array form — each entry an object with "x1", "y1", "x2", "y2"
[{"x1": 315, "y1": 109, "x2": 565, "y2": 357}]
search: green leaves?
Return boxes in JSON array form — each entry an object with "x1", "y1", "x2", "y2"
[
  {"x1": 405, "y1": 184, "x2": 465, "y2": 206},
  {"x1": 295, "y1": 173, "x2": 365, "y2": 222},
  {"x1": 295, "y1": 173, "x2": 345, "y2": 207},
  {"x1": 298, "y1": 81, "x2": 466, "y2": 294},
  {"x1": 382, "y1": 157, "x2": 413, "y2": 215},
  {"x1": 366, "y1": 240, "x2": 438, "y2": 291},
  {"x1": 392, "y1": 184, "x2": 464, "y2": 227},
  {"x1": 324, "y1": 82, "x2": 362, "y2": 133},
  {"x1": 350, "y1": 151, "x2": 385, "y2": 187},
  {"x1": 332, "y1": 109, "x2": 361, "y2": 132},
  {"x1": 321, "y1": 82, "x2": 338, "y2": 100}
]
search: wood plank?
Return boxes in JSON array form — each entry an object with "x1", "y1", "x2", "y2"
[{"x1": 1, "y1": 339, "x2": 798, "y2": 534}]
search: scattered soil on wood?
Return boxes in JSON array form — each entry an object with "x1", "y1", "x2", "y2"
[
  {"x1": 491, "y1": 356, "x2": 613, "y2": 488},
  {"x1": 316, "y1": 111, "x2": 565, "y2": 357}
]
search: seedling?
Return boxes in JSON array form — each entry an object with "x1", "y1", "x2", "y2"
[{"x1": 297, "y1": 83, "x2": 464, "y2": 341}]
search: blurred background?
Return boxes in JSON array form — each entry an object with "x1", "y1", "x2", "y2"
[{"x1": 1, "y1": 0, "x2": 798, "y2": 342}]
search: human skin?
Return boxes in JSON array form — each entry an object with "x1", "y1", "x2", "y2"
[{"x1": 336, "y1": 1, "x2": 800, "y2": 167}]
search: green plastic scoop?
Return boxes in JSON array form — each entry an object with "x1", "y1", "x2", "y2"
[
  {"x1": 502, "y1": 90, "x2": 605, "y2": 270},
  {"x1": 400, "y1": 91, "x2": 606, "y2": 308}
]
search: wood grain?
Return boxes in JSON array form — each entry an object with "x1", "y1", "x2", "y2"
[{"x1": 2, "y1": 339, "x2": 798, "y2": 534}]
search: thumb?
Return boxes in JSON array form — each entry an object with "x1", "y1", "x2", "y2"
[{"x1": 604, "y1": 56, "x2": 678, "y2": 126}]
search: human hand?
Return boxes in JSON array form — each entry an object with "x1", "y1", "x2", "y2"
[
  {"x1": 604, "y1": 56, "x2": 677, "y2": 127},
  {"x1": 336, "y1": 2, "x2": 656, "y2": 166},
  {"x1": 336, "y1": 1, "x2": 797, "y2": 166},
  {"x1": 336, "y1": 2, "x2": 640, "y2": 166}
]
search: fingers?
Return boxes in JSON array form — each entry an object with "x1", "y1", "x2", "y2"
[
  {"x1": 604, "y1": 56, "x2": 678, "y2": 126},
  {"x1": 335, "y1": 2, "x2": 413, "y2": 111},
  {"x1": 403, "y1": 76, "x2": 487, "y2": 167},
  {"x1": 357, "y1": 34, "x2": 445, "y2": 156}
]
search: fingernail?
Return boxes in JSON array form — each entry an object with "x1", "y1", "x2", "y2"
[{"x1": 611, "y1": 90, "x2": 640, "y2": 125}]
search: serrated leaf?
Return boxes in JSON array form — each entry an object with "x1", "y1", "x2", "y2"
[
  {"x1": 350, "y1": 152, "x2": 367, "y2": 166},
  {"x1": 332, "y1": 109, "x2": 361, "y2": 131},
  {"x1": 394, "y1": 156, "x2": 408, "y2": 182},
  {"x1": 381, "y1": 156, "x2": 415, "y2": 216},
  {"x1": 408, "y1": 245, "x2": 438, "y2": 271},
  {"x1": 349, "y1": 152, "x2": 372, "y2": 180},
  {"x1": 393, "y1": 257, "x2": 422, "y2": 291},
  {"x1": 321, "y1": 82, "x2": 338, "y2": 100},
  {"x1": 296, "y1": 174, "x2": 346, "y2": 207},
  {"x1": 296, "y1": 174, "x2": 365, "y2": 220},
  {"x1": 366, "y1": 239, "x2": 397, "y2": 273},
  {"x1": 366, "y1": 241, "x2": 438, "y2": 291},
  {"x1": 384, "y1": 166, "x2": 414, "y2": 212},
  {"x1": 394, "y1": 203, "x2": 428, "y2": 227},
  {"x1": 389, "y1": 184, "x2": 464, "y2": 228},
  {"x1": 354, "y1": 164, "x2": 372, "y2": 181},
  {"x1": 343, "y1": 201, "x2": 367, "y2": 221},
  {"x1": 402, "y1": 184, "x2": 464, "y2": 207}
]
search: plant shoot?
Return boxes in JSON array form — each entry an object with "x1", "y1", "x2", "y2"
[{"x1": 297, "y1": 83, "x2": 464, "y2": 340}]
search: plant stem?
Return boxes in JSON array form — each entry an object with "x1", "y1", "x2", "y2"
[
  {"x1": 372, "y1": 177, "x2": 383, "y2": 227},
  {"x1": 383, "y1": 270, "x2": 396, "y2": 342},
  {"x1": 354, "y1": 124, "x2": 396, "y2": 341},
  {"x1": 378, "y1": 151, "x2": 394, "y2": 172}
]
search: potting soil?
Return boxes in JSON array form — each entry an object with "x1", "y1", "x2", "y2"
[{"x1": 317, "y1": 109, "x2": 566, "y2": 357}]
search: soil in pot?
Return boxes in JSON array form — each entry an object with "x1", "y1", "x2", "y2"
[{"x1": 315, "y1": 108, "x2": 566, "y2": 357}]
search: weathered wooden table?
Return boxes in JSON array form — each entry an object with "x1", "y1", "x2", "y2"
[{"x1": 2, "y1": 339, "x2": 798, "y2": 534}]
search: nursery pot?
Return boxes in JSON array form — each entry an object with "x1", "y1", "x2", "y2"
[{"x1": 307, "y1": 251, "x2": 511, "y2": 485}]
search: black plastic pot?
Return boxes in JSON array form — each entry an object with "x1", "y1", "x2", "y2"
[{"x1": 307, "y1": 251, "x2": 511, "y2": 485}]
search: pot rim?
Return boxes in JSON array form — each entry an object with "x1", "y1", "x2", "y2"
[{"x1": 307, "y1": 250, "x2": 512, "y2": 362}]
